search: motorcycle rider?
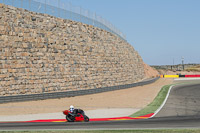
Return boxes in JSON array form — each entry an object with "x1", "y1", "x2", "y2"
[
  {"x1": 69, "y1": 105, "x2": 85, "y2": 116},
  {"x1": 66, "y1": 105, "x2": 89, "y2": 122},
  {"x1": 69, "y1": 105, "x2": 75, "y2": 113}
]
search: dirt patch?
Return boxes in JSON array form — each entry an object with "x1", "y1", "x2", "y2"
[
  {"x1": 0, "y1": 78, "x2": 173, "y2": 116},
  {"x1": 143, "y1": 63, "x2": 159, "y2": 78}
]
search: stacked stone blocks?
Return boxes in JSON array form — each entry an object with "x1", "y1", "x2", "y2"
[{"x1": 0, "y1": 4, "x2": 145, "y2": 96}]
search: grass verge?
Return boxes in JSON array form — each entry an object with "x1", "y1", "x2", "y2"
[{"x1": 129, "y1": 84, "x2": 171, "y2": 117}]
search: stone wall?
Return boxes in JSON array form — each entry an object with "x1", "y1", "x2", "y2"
[{"x1": 0, "y1": 4, "x2": 145, "y2": 96}]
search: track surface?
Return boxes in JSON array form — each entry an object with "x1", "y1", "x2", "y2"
[
  {"x1": 0, "y1": 83, "x2": 200, "y2": 130},
  {"x1": 155, "y1": 83, "x2": 200, "y2": 118}
]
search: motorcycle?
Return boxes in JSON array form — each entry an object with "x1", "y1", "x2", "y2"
[{"x1": 63, "y1": 109, "x2": 89, "y2": 122}]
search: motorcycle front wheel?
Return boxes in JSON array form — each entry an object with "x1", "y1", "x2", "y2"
[
  {"x1": 66, "y1": 115, "x2": 74, "y2": 122},
  {"x1": 84, "y1": 115, "x2": 89, "y2": 122}
]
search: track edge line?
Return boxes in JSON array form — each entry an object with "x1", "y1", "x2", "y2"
[{"x1": 150, "y1": 85, "x2": 174, "y2": 118}]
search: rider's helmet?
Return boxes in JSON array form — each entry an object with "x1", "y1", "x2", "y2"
[{"x1": 69, "y1": 105, "x2": 74, "y2": 112}]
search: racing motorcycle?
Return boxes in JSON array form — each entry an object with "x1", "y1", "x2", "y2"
[{"x1": 63, "y1": 109, "x2": 89, "y2": 122}]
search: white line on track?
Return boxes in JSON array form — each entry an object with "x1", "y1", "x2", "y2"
[
  {"x1": 150, "y1": 85, "x2": 174, "y2": 118},
  {"x1": 174, "y1": 78, "x2": 200, "y2": 81}
]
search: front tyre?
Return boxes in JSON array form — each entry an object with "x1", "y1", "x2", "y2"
[
  {"x1": 84, "y1": 115, "x2": 89, "y2": 122},
  {"x1": 66, "y1": 115, "x2": 74, "y2": 122}
]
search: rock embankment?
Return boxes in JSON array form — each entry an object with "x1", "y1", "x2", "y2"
[
  {"x1": 0, "y1": 4, "x2": 148, "y2": 96},
  {"x1": 143, "y1": 63, "x2": 159, "y2": 78}
]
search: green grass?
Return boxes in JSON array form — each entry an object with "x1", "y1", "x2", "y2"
[
  {"x1": 129, "y1": 84, "x2": 171, "y2": 117},
  {"x1": 2, "y1": 129, "x2": 200, "y2": 133}
]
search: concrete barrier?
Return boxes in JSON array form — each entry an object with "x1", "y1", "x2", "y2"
[
  {"x1": 0, "y1": 77, "x2": 159, "y2": 104},
  {"x1": 164, "y1": 75, "x2": 179, "y2": 78},
  {"x1": 161, "y1": 74, "x2": 200, "y2": 78},
  {"x1": 185, "y1": 75, "x2": 200, "y2": 77}
]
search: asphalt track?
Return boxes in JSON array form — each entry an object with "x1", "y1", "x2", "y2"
[
  {"x1": 155, "y1": 83, "x2": 200, "y2": 118},
  {"x1": 0, "y1": 83, "x2": 200, "y2": 130}
]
